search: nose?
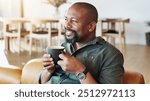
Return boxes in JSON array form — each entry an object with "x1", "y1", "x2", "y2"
[{"x1": 64, "y1": 20, "x2": 72, "y2": 29}]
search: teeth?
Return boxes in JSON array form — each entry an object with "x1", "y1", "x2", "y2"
[
  {"x1": 66, "y1": 31, "x2": 73, "y2": 35},
  {"x1": 66, "y1": 30, "x2": 72, "y2": 33},
  {"x1": 66, "y1": 30, "x2": 74, "y2": 39}
]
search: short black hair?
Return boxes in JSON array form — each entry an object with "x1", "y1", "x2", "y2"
[{"x1": 72, "y1": 2, "x2": 98, "y2": 22}]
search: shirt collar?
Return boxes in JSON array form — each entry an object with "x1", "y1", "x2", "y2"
[
  {"x1": 81, "y1": 36, "x2": 105, "y2": 47},
  {"x1": 62, "y1": 37, "x2": 106, "y2": 55}
]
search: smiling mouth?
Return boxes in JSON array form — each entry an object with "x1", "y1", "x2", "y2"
[{"x1": 66, "y1": 30, "x2": 74, "y2": 39}]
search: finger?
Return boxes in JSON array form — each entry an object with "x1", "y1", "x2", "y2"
[
  {"x1": 43, "y1": 57, "x2": 53, "y2": 62},
  {"x1": 43, "y1": 54, "x2": 51, "y2": 58},
  {"x1": 43, "y1": 61, "x2": 54, "y2": 66},
  {"x1": 63, "y1": 49, "x2": 67, "y2": 53},
  {"x1": 57, "y1": 60, "x2": 64, "y2": 67},
  {"x1": 43, "y1": 54, "x2": 53, "y2": 61},
  {"x1": 44, "y1": 64, "x2": 55, "y2": 70},
  {"x1": 57, "y1": 60, "x2": 67, "y2": 71},
  {"x1": 59, "y1": 52, "x2": 70, "y2": 60},
  {"x1": 57, "y1": 60, "x2": 68, "y2": 72}
]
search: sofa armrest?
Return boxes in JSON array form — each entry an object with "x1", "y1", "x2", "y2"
[
  {"x1": 0, "y1": 67, "x2": 22, "y2": 84},
  {"x1": 21, "y1": 58, "x2": 43, "y2": 84},
  {"x1": 123, "y1": 70, "x2": 145, "y2": 84}
]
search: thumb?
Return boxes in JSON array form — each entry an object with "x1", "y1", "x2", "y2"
[{"x1": 59, "y1": 51, "x2": 70, "y2": 60}]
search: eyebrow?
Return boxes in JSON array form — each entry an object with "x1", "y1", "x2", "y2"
[{"x1": 65, "y1": 16, "x2": 79, "y2": 21}]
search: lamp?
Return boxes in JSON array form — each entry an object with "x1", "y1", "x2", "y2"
[
  {"x1": 46, "y1": 0, "x2": 67, "y2": 18},
  {"x1": 47, "y1": 0, "x2": 67, "y2": 8}
]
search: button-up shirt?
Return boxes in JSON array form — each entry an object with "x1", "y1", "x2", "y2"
[{"x1": 47, "y1": 37, "x2": 124, "y2": 84}]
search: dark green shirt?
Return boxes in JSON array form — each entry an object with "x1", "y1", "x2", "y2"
[{"x1": 47, "y1": 37, "x2": 124, "y2": 84}]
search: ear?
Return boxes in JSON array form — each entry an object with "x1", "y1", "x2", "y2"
[{"x1": 88, "y1": 21, "x2": 97, "y2": 32}]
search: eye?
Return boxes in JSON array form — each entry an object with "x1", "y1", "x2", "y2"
[
  {"x1": 71, "y1": 18, "x2": 78, "y2": 23},
  {"x1": 64, "y1": 17, "x2": 68, "y2": 22}
]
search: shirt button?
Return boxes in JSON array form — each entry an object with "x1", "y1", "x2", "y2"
[{"x1": 91, "y1": 56, "x2": 94, "y2": 60}]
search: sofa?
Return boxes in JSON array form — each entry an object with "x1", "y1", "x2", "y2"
[
  {"x1": 0, "y1": 58, "x2": 145, "y2": 84},
  {"x1": 0, "y1": 58, "x2": 43, "y2": 84}
]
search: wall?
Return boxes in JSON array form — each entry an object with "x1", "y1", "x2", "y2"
[
  {"x1": 70, "y1": 0, "x2": 150, "y2": 45},
  {"x1": 0, "y1": 0, "x2": 20, "y2": 18},
  {"x1": 0, "y1": 0, "x2": 150, "y2": 45},
  {"x1": 23, "y1": 0, "x2": 70, "y2": 19}
]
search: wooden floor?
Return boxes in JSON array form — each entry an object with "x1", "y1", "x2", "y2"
[
  {"x1": 0, "y1": 39, "x2": 150, "y2": 83},
  {"x1": 123, "y1": 45, "x2": 150, "y2": 84}
]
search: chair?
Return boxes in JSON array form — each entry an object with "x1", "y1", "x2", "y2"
[
  {"x1": 3, "y1": 19, "x2": 21, "y2": 53},
  {"x1": 29, "y1": 19, "x2": 61, "y2": 55},
  {"x1": 100, "y1": 18, "x2": 130, "y2": 51},
  {"x1": 0, "y1": 58, "x2": 146, "y2": 84},
  {"x1": 0, "y1": 66, "x2": 22, "y2": 84},
  {"x1": 123, "y1": 70, "x2": 145, "y2": 84},
  {"x1": 0, "y1": 17, "x2": 3, "y2": 39},
  {"x1": 21, "y1": 58, "x2": 145, "y2": 84}
]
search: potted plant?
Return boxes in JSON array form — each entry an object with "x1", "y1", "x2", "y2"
[
  {"x1": 44, "y1": 0, "x2": 67, "y2": 18},
  {"x1": 146, "y1": 21, "x2": 150, "y2": 46}
]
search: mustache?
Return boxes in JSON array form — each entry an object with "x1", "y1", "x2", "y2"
[{"x1": 65, "y1": 28, "x2": 77, "y2": 34}]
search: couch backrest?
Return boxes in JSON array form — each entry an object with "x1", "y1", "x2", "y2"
[
  {"x1": 123, "y1": 70, "x2": 145, "y2": 84},
  {"x1": 21, "y1": 58, "x2": 145, "y2": 84},
  {"x1": 21, "y1": 58, "x2": 43, "y2": 84},
  {"x1": 0, "y1": 67, "x2": 22, "y2": 84}
]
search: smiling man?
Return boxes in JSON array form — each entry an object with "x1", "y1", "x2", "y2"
[{"x1": 39, "y1": 2, "x2": 124, "y2": 84}]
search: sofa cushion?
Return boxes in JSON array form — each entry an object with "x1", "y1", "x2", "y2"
[{"x1": 0, "y1": 67, "x2": 22, "y2": 84}]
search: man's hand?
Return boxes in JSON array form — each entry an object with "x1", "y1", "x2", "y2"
[
  {"x1": 57, "y1": 52, "x2": 85, "y2": 73},
  {"x1": 42, "y1": 54, "x2": 55, "y2": 74}
]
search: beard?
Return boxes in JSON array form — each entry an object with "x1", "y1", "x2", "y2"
[{"x1": 64, "y1": 29, "x2": 78, "y2": 45}]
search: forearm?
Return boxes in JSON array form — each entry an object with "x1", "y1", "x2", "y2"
[
  {"x1": 80, "y1": 72, "x2": 98, "y2": 84},
  {"x1": 40, "y1": 69, "x2": 52, "y2": 84}
]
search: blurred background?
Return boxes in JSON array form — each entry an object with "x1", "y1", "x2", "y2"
[{"x1": 0, "y1": 0, "x2": 150, "y2": 83}]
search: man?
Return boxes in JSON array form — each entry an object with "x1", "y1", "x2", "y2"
[{"x1": 39, "y1": 2, "x2": 124, "y2": 84}]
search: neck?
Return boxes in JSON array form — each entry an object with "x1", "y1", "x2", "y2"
[
  {"x1": 75, "y1": 35, "x2": 96, "y2": 50},
  {"x1": 76, "y1": 43, "x2": 84, "y2": 50}
]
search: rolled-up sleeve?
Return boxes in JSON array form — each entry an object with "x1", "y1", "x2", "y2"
[{"x1": 99, "y1": 51, "x2": 124, "y2": 84}]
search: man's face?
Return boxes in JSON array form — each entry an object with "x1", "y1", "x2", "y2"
[{"x1": 64, "y1": 5, "x2": 90, "y2": 44}]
